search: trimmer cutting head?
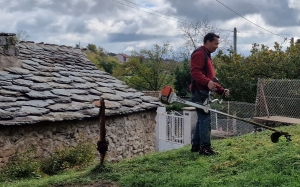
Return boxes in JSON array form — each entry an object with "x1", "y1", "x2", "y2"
[
  {"x1": 271, "y1": 131, "x2": 292, "y2": 143},
  {"x1": 270, "y1": 132, "x2": 282, "y2": 143}
]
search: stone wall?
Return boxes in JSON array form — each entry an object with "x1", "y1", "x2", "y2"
[
  {"x1": 0, "y1": 33, "x2": 21, "y2": 70},
  {"x1": 142, "y1": 91, "x2": 160, "y2": 98},
  {"x1": 0, "y1": 109, "x2": 157, "y2": 168}
]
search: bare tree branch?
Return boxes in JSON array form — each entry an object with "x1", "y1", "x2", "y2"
[
  {"x1": 16, "y1": 30, "x2": 29, "y2": 41},
  {"x1": 180, "y1": 17, "x2": 232, "y2": 54}
]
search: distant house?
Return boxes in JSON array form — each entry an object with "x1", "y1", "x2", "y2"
[
  {"x1": 0, "y1": 33, "x2": 161, "y2": 167},
  {"x1": 115, "y1": 53, "x2": 130, "y2": 63}
]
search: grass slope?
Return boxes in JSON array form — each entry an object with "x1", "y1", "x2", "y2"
[{"x1": 1, "y1": 125, "x2": 300, "y2": 187}]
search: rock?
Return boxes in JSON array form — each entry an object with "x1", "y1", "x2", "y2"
[
  {"x1": 71, "y1": 94, "x2": 94, "y2": 102},
  {"x1": 0, "y1": 109, "x2": 14, "y2": 119},
  {"x1": 22, "y1": 63, "x2": 38, "y2": 71},
  {"x1": 53, "y1": 77, "x2": 73, "y2": 84},
  {"x1": 0, "y1": 89, "x2": 22, "y2": 97},
  {"x1": 52, "y1": 97, "x2": 72, "y2": 103},
  {"x1": 101, "y1": 93, "x2": 123, "y2": 101},
  {"x1": 0, "y1": 81, "x2": 12, "y2": 86},
  {"x1": 21, "y1": 59, "x2": 40, "y2": 66},
  {"x1": 0, "y1": 96, "x2": 17, "y2": 102},
  {"x1": 141, "y1": 96, "x2": 159, "y2": 102},
  {"x1": 47, "y1": 102, "x2": 92, "y2": 112},
  {"x1": 47, "y1": 82, "x2": 73, "y2": 89},
  {"x1": 96, "y1": 82, "x2": 114, "y2": 88},
  {"x1": 12, "y1": 79, "x2": 35, "y2": 87},
  {"x1": 0, "y1": 72, "x2": 22, "y2": 80},
  {"x1": 4, "y1": 67, "x2": 31, "y2": 75},
  {"x1": 17, "y1": 106, "x2": 50, "y2": 116},
  {"x1": 25, "y1": 90, "x2": 58, "y2": 99},
  {"x1": 25, "y1": 76, "x2": 54, "y2": 83},
  {"x1": 119, "y1": 100, "x2": 139, "y2": 107},
  {"x1": 16, "y1": 100, "x2": 54, "y2": 108},
  {"x1": 30, "y1": 83, "x2": 53, "y2": 91},
  {"x1": 2, "y1": 85, "x2": 31, "y2": 93},
  {"x1": 68, "y1": 76, "x2": 86, "y2": 83},
  {"x1": 67, "y1": 89, "x2": 87, "y2": 95},
  {"x1": 47, "y1": 112, "x2": 86, "y2": 121},
  {"x1": 0, "y1": 102, "x2": 21, "y2": 109},
  {"x1": 51, "y1": 89, "x2": 72, "y2": 97},
  {"x1": 93, "y1": 100, "x2": 121, "y2": 109},
  {"x1": 94, "y1": 87, "x2": 115, "y2": 94}
]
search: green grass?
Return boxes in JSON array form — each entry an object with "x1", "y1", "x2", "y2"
[{"x1": 1, "y1": 125, "x2": 300, "y2": 187}]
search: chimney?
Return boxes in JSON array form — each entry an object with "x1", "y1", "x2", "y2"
[{"x1": 0, "y1": 33, "x2": 21, "y2": 71}]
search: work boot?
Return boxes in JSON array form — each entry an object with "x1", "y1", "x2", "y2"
[
  {"x1": 190, "y1": 144, "x2": 200, "y2": 152},
  {"x1": 199, "y1": 146, "x2": 219, "y2": 156}
]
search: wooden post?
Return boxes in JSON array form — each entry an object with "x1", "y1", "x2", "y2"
[
  {"x1": 260, "y1": 80, "x2": 270, "y2": 118},
  {"x1": 234, "y1": 27, "x2": 237, "y2": 53},
  {"x1": 97, "y1": 98, "x2": 108, "y2": 165}
]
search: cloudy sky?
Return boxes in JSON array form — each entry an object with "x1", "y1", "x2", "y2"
[{"x1": 0, "y1": 0, "x2": 299, "y2": 56}]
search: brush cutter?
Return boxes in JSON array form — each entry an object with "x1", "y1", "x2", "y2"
[{"x1": 159, "y1": 86, "x2": 292, "y2": 143}]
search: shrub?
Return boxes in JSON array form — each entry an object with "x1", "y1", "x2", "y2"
[
  {"x1": 0, "y1": 150, "x2": 41, "y2": 181},
  {"x1": 41, "y1": 142, "x2": 96, "y2": 175},
  {"x1": 166, "y1": 103, "x2": 189, "y2": 111}
]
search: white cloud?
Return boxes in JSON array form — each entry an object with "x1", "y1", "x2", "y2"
[
  {"x1": 136, "y1": 18, "x2": 178, "y2": 36},
  {"x1": 85, "y1": 18, "x2": 126, "y2": 34},
  {"x1": 288, "y1": 0, "x2": 300, "y2": 9},
  {"x1": 0, "y1": 0, "x2": 298, "y2": 56},
  {"x1": 123, "y1": 46, "x2": 135, "y2": 53}
]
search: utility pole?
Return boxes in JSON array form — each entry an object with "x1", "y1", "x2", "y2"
[{"x1": 234, "y1": 27, "x2": 237, "y2": 53}]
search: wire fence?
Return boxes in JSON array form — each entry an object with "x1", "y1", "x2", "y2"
[
  {"x1": 151, "y1": 79, "x2": 300, "y2": 138},
  {"x1": 210, "y1": 101, "x2": 256, "y2": 136},
  {"x1": 209, "y1": 79, "x2": 300, "y2": 137},
  {"x1": 255, "y1": 79, "x2": 300, "y2": 119}
]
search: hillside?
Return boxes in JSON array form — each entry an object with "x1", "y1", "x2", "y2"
[{"x1": 1, "y1": 125, "x2": 299, "y2": 187}]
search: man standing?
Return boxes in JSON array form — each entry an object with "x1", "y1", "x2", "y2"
[{"x1": 190, "y1": 33, "x2": 229, "y2": 156}]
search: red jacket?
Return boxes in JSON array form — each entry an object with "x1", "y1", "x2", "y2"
[{"x1": 190, "y1": 46, "x2": 224, "y2": 95}]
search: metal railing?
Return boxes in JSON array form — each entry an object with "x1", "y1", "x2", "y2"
[{"x1": 166, "y1": 111, "x2": 184, "y2": 144}]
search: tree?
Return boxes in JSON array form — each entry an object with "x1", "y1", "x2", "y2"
[
  {"x1": 180, "y1": 17, "x2": 231, "y2": 52},
  {"x1": 113, "y1": 43, "x2": 178, "y2": 91},
  {"x1": 99, "y1": 56, "x2": 119, "y2": 74},
  {"x1": 86, "y1": 44, "x2": 119, "y2": 74},
  {"x1": 214, "y1": 40, "x2": 300, "y2": 103},
  {"x1": 16, "y1": 30, "x2": 29, "y2": 41},
  {"x1": 173, "y1": 58, "x2": 191, "y2": 96},
  {"x1": 87, "y1": 44, "x2": 98, "y2": 54}
]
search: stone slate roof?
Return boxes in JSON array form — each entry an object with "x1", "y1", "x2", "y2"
[{"x1": 0, "y1": 41, "x2": 161, "y2": 125}]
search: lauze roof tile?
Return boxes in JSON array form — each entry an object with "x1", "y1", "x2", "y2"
[{"x1": 0, "y1": 39, "x2": 161, "y2": 125}]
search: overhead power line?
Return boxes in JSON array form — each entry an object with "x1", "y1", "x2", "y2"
[
  {"x1": 111, "y1": 0, "x2": 293, "y2": 39},
  {"x1": 215, "y1": 0, "x2": 286, "y2": 39},
  {"x1": 122, "y1": 0, "x2": 195, "y2": 24},
  {"x1": 111, "y1": 0, "x2": 191, "y2": 24},
  {"x1": 111, "y1": 0, "x2": 233, "y2": 33},
  {"x1": 238, "y1": 31, "x2": 292, "y2": 36}
]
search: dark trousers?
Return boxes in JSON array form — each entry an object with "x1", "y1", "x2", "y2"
[{"x1": 191, "y1": 90, "x2": 211, "y2": 147}]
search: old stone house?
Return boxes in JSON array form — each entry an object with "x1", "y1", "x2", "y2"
[
  {"x1": 115, "y1": 53, "x2": 130, "y2": 63},
  {"x1": 0, "y1": 33, "x2": 161, "y2": 167}
]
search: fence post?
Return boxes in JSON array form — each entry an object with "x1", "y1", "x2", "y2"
[
  {"x1": 182, "y1": 107, "x2": 197, "y2": 145},
  {"x1": 156, "y1": 107, "x2": 166, "y2": 151}
]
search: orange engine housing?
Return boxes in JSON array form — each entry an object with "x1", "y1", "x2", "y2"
[{"x1": 161, "y1": 86, "x2": 174, "y2": 98}]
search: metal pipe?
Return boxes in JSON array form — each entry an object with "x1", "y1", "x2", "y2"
[{"x1": 209, "y1": 109, "x2": 287, "y2": 134}]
